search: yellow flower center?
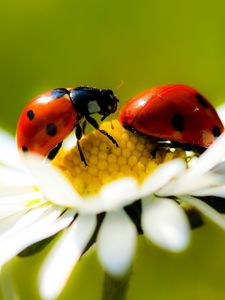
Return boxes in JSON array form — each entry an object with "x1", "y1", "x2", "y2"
[{"x1": 53, "y1": 120, "x2": 187, "y2": 196}]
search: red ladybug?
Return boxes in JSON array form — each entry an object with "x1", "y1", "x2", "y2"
[
  {"x1": 119, "y1": 84, "x2": 224, "y2": 152},
  {"x1": 17, "y1": 87, "x2": 119, "y2": 165}
]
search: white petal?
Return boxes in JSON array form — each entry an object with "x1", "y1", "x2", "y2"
[
  {"x1": 62, "y1": 133, "x2": 77, "y2": 150},
  {"x1": 185, "y1": 132, "x2": 225, "y2": 177},
  {"x1": 0, "y1": 193, "x2": 46, "y2": 220},
  {"x1": 79, "y1": 178, "x2": 139, "y2": 214},
  {"x1": 39, "y1": 215, "x2": 96, "y2": 300},
  {"x1": 97, "y1": 210, "x2": 137, "y2": 277},
  {"x1": 142, "y1": 197, "x2": 190, "y2": 252},
  {"x1": 192, "y1": 186, "x2": 225, "y2": 197},
  {"x1": 0, "y1": 205, "x2": 55, "y2": 240},
  {"x1": 99, "y1": 178, "x2": 139, "y2": 208},
  {"x1": 0, "y1": 209, "x2": 73, "y2": 265},
  {"x1": 179, "y1": 195, "x2": 225, "y2": 231},
  {"x1": 0, "y1": 186, "x2": 38, "y2": 197},
  {"x1": 211, "y1": 161, "x2": 225, "y2": 174},
  {"x1": 0, "y1": 211, "x2": 25, "y2": 235},
  {"x1": 0, "y1": 205, "x2": 28, "y2": 219},
  {"x1": 0, "y1": 166, "x2": 36, "y2": 191},
  {"x1": 0, "y1": 191, "x2": 42, "y2": 205},
  {"x1": 140, "y1": 159, "x2": 186, "y2": 197},
  {"x1": 158, "y1": 172, "x2": 222, "y2": 196},
  {"x1": 0, "y1": 130, "x2": 23, "y2": 169},
  {"x1": 25, "y1": 154, "x2": 83, "y2": 207}
]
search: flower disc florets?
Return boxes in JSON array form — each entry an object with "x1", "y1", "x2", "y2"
[{"x1": 53, "y1": 120, "x2": 187, "y2": 195}]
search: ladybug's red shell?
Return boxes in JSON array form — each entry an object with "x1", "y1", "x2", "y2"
[
  {"x1": 119, "y1": 84, "x2": 224, "y2": 148},
  {"x1": 17, "y1": 90, "x2": 77, "y2": 156}
]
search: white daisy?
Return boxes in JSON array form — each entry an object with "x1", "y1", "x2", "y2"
[{"x1": 1, "y1": 116, "x2": 225, "y2": 300}]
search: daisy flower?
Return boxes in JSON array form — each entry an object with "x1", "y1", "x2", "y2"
[{"x1": 1, "y1": 115, "x2": 225, "y2": 300}]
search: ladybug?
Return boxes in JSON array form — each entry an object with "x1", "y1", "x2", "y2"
[
  {"x1": 119, "y1": 84, "x2": 224, "y2": 153},
  {"x1": 17, "y1": 87, "x2": 119, "y2": 165}
]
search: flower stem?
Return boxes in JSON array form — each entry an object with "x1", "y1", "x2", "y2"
[{"x1": 102, "y1": 272, "x2": 131, "y2": 300}]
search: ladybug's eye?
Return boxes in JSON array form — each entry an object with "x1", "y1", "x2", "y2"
[{"x1": 51, "y1": 88, "x2": 69, "y2": 99}]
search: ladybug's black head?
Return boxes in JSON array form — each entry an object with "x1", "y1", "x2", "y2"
[
  {"x1": 98, "y1": 89, "x2": 119, "y2": 119},
  {"x1": 70, "y1": 87, "x2": 119, "y2": 120}
]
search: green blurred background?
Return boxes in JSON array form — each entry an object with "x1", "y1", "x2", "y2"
[{"x1": 1, "y1": 0, "x2": 225, "y2": 299}]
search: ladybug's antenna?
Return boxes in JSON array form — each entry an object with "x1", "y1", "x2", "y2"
[{"x1": 116, "y1": 80, "x2": 124, "y2": 93}]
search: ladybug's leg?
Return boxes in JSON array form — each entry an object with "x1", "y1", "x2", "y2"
[
  {"x1": 169, "y1": 141, "x2": 206, "y2": 155},
  {"x1": 151, "y1": 140, "x2": 206, "y2": 157},
  {"x1": 82, "y1": 120, "x2": 87, "y2": 135},
  {"x1": 151, "y1": 143, "x2": 161, "y2": 158},
  {"x1": 75, "y1": 124, "x2": 88, "y2": 166},
  {"x1": 85, "y1": 115, "x2": 118, "y2": 147},
  {"x1": 47, "y1": 142, "x2": 63, "y2": 160}
]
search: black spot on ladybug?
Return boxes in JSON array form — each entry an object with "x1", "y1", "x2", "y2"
[
  {"x1": 27, "y1": 110, "x2": 34, "y2": 120},
  {"x1": 195, "y1": 94, "x2": 209, "y2": 109},
  {"x1": 171, "y1": 113, "x2": 185, "y2": 131},
  {"x1": 212, "y1": 125, "x2": 221, "y2": 137},
  {"x1": 46, "y1": 123, "x2": 57, "y2": 136},
  {"x1": 51, "y1": 88, "x2": 69, "y2": 99},
  {"x1": 22, "y1": 146, "x2": 28, "y2": 152}
]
